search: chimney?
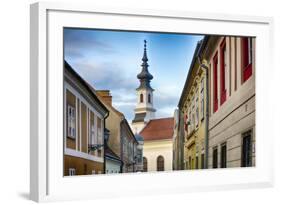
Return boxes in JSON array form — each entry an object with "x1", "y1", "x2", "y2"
[{"x1": 96, "y1": 90, "x2": 112, "y2": 106}]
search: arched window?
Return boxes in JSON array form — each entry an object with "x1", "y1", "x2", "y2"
[
  {"x1": 148, "y1": 94, "x2": 151, "y2": 103},
  {"x1": 140, "y1": 94, "x2": 143, "y2": 103},
  {"x1": 157, "y1": 156, "x2": 164, "y2": 171},
  {"x1": 143, "y1": 157, "x2": 147, "y2": 172}
]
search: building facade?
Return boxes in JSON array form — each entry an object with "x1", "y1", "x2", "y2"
[
  {"x1": 135, "y1": 134, "x2": 144, "y2": 172},
  {"x1": 172, "y1": 109, "x2": 184, "y2": 170},
  {"x1": 177, "y1": 41, "x2": 208, "y2": 170},
  {"x1": 121, "y1": 119, "x2": 139, "y2": 172},
  {"x1": 200, "y1": 36, "x2": 256, "y2": 168},
  {"x1": 140, "y1": 118, "x2": 174, "y2": 172},
  {"x1": 96, "y1": 90, "x2": 141, "y2": 173},
  {"x1": 64, "y1": 61, "x2": 109, "y2": 176},
  {"x1": 131, "y1": 40, "x2": 156, "y2": 134}
]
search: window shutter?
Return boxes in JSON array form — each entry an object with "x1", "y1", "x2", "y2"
[
  {"x1": 213, "y1": 53, "x2": 218, "y2": 112},
  {"x1": 242, "y1": 37, "x2": 253, "y2": 82},
  {"x1": 220, "y1": 39, "x2": 227, "y2": 105}
]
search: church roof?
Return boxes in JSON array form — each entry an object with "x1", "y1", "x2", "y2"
[{"x1": 139, "y1": 117, "x2": 174, "y2": 141}]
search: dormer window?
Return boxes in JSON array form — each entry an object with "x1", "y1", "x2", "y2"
[{"x1": 140, "y1": 94, "x2": 144, "y2": 103}]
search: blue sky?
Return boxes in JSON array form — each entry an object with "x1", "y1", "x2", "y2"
[{"x1": 64, "y1": 28, "x2": 203, "y2": 122}]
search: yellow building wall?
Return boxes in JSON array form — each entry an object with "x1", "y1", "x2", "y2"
[
  {"x1": 183, "y1": 64, "x2": 207, "y2": 170},
  {"x1": 103, "y1": 105, "x2": 123, "y2": 158},
  {"x1": 64, "y1": 155, "x2": 104, "y2": 176},
  {"x1": 64, "y1": 82, "x2": 106, "y2": 176}
]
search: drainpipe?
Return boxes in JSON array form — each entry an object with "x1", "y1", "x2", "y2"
[
  {"x1": 198, "y1": 57, "x2": 209, "y2": 169},
  {"x1": 103, "y1": 111, "x2": 109, "y2": 174},
  {"x1": 180, "y1": 111, "x2": 185, "y2": 170},
  {"x1": 120, "y1": 119, "x2": 124, "y2": 173}
]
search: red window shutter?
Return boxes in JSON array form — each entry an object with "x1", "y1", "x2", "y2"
[
  {"x1": 220, "y1": 39, "x2": 226, "y2": 105},
  {"x1": 242, "y1": 37, "x2": 252, "y2": 82},
  {"x1": 213, "y1": 53, "x2": 218, "y2": 112}
]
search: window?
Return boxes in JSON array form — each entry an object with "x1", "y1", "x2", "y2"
[
  {"x1": 157, "y1": 156, "x2": 164, "y2": 171},
  {"x1": 137, "y1": 149, "x2": 142, "y2": 163},
  {"x1": 140, "y1": 93, "x2": 143, "y2": 103},
  {"x1": 201, "y1": 153, "x2": 205, "y2": 169},
  {"x1": 200, "y1": 78, "x2": 204, "y2": 120},
  {"x1": 188, "y1": 111, "x2": 191, "y2": 133},
  {"x1": 123, "y1": 138, "x2": 127, "y2": 156},
  {"x1": 192, "y1": 113, "x2": 195, "y2": 131},
  {"x1": 196, "y1": 94, "x2": 199, "y2": 127},
  {"x1": 184, "y1": 112, "x2": 188, "y2": 132},
  {"x1": 148, "y1": 94, "x2": 151, "y2": 103},
  {"x1": 212, "y1": 147, "x2": 218, "y2": 168},
  {"x1": 191, "y1": 96, "x2": 195, "y2": 130},
  {"x1": 220, "y1": 38, "x2": 227, "y2": 105},
  {"x1": 69, "y1": 168, "x2": 76, "y2": 176},
  {"x1": 195, "y1": 156, "x2": 199, "y2": 169},
  {"x1": 97, "y1": 117, "x2": 102, "y2": 145},
  {"x1": 67, "y1": 105, "x2": 76, "y2": 139},
  {"x1": 221, "y1": 143, "x2": 227, "y2": 168},
  {"x1": 241, "y1": 37, "x2": 253, "y2": 82},
  {"x1": 90, "y1": 113, "x2": 95, "y2": 145},
  {"x1": 143, "y1": 157, "x2": 147, "y2": 172},
  {"x1": 242, "y1": 131, "x2": 252, "y2": 167},
  {"x1": 92, "y1": 170, "x2": 96, "y2": 175},
  {"x1": 213, "y1": 53, "x2": 218, "y2": 112}
]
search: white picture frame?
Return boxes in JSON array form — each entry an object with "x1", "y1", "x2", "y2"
[{"x1": 30, "y1": 2, "x2": 274, "y2": 202}]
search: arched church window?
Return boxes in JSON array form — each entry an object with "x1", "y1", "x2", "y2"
[
  {"x1": 148, "y1": 94, "x2": 151, "y2": 103},
  {"x1": 157, "y1": 156, "x2": 164, "y2": 171},
  {"x1": 143, "y1": 157, "x2": 147, "y2": 172},
  {"x1": 140, "y1": 94, "x2": 143, "y2": 103}
]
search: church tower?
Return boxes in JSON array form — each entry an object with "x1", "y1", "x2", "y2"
[{"x1": 132, "y1": 40, "x2": 156, "y2": 134}]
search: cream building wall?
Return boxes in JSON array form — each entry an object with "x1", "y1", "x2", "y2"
[
  {"x1": 143, "y1": 139, "x2": 173, "y2": 172},
  {"x1": 206, "y1": 37, "x2": 256, "y2": 168}
]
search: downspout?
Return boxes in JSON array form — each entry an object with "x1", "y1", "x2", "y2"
[
  {"x1": 198, "y1": 57, "x2": 209, "y2": 169},
  {"x1": 180, "y1": 110, "x2": 184, "y2": 170},
  {"x1": 120, "y1": 120, "x2": 123, "y2": 173},
  {"x1": 103, "y1": 111, "x2": 109, "y2": 174}
]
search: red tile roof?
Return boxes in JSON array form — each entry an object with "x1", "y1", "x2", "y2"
[{"x1": 140, "y1": 117, "x2": 174, "y2": 141}]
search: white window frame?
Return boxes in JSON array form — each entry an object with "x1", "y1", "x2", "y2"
[
  {"x1": 67, "y1": 105, "x2": 76, "y2": 139},
  {"x1": 97, "y1": 117, "x2": 103, "y2": 145},
  {"x1": 69, "y1": 168, "x2": 76, "y2": 176},
  {"x1": 195, "y1": 93, "x2": 199, "y2": 127},
  {"x1": 200, "y1": 78, "x2": 205, "y2": 120}
]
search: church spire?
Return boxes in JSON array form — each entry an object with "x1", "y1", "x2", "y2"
[
  {"x1": 137, "y1": 40, "x2": 154, "y2": 91},
  {"x1": 132, "y1": 40, "x2": 156, "y2": 134}
]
